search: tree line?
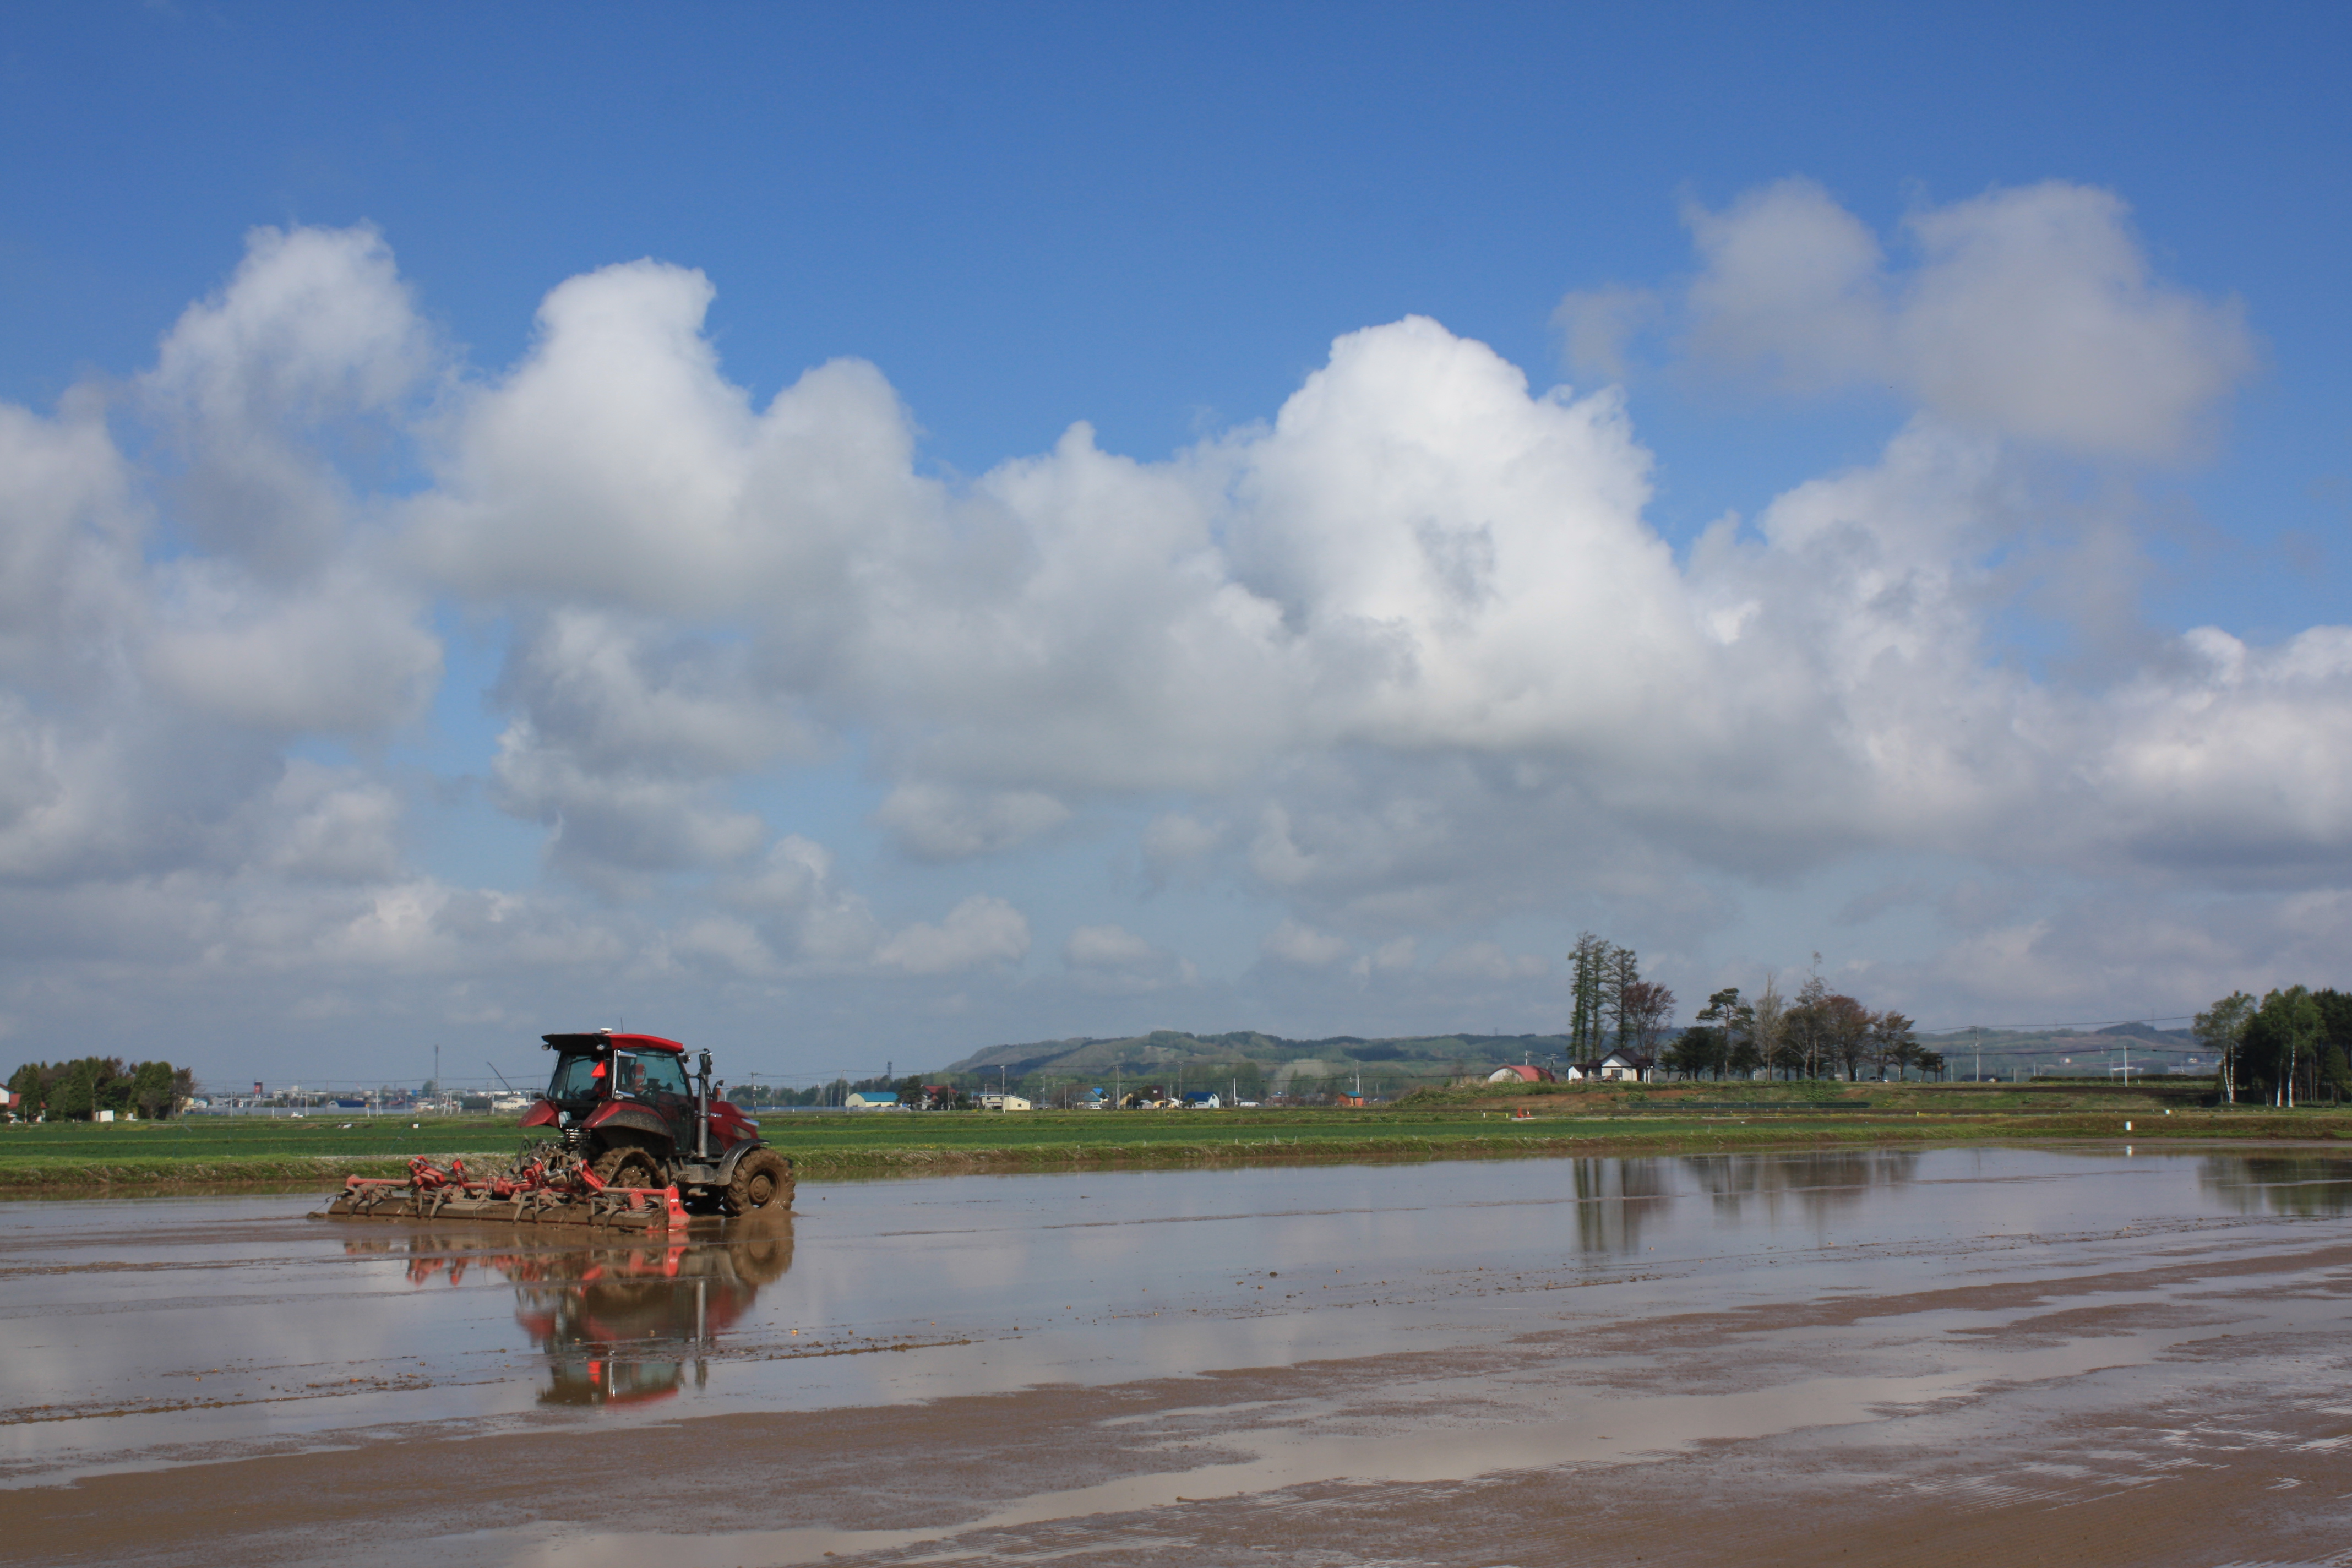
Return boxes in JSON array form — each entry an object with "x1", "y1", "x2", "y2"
[
  {"x1": 6, "y1": 1058, "x2": 194, "y2": 1121},
  {"x1": 1571, "y1": 939, "x2": 1942, "y2": 1082},
  {"x1": 2194, "y1": 987, "x2": 2352, "y2": 1106},
  {"x1": 1668, "y1": 976, "x2": 1937, "y2": 1082}
]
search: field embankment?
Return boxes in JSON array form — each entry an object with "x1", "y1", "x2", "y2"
[{"x1": 2, "y1": 1080, "x2": 2348, "y2": 1195}]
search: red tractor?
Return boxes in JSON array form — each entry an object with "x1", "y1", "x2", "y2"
[{"x1": 522, "y1": 1031, "x2": 793, "y2": 1215}]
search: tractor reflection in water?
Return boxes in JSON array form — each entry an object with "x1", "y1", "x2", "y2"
[
  {"x1": 518, "y1": 1221, "x2": 793, "y2": 1405},
  {"x1": 343, "y1": 1215, "x2": 794, "y2": 1406}
]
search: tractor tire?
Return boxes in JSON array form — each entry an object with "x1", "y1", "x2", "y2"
[
  {"x1": 591, "y1": 1143, "x2": 667, "y2": 1191},
  {"x1": 724, "y1": 1148, "x2": 793, "y2": 1215}
]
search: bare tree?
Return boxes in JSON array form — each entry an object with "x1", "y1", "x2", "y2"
[
  {"x1": 1749, "y1": 974, "x2": 1785, "y2": 1082},
  {"x1": 1622, "y1": 980, "x2": 1677, "y2": 1060},
  {"x1": 1785, "y1": 962, "x2": 1831, "y2": 1078},
  {"x1": 1605, "y1": 945, "x2": 1640, "y2": 1054}
]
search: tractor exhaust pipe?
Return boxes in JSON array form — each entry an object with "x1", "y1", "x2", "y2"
[{"x1": 696, "y1": 1048, "x2": 712, "y2": 1161}]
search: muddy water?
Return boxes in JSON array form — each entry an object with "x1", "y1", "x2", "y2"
[{"x1": 7, "y1": 1146, "x2": 2352, "y2": 1565}]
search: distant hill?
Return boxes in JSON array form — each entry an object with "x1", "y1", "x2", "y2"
[
  {"x1": 1921, "y1": 1022, "x2": 2195, "y2": 1049},
  {"x1": 937, "y1": 1020, "x2": 2204, "y2": 1095},
  {"x1": 1920, "y1": 1021, "x2": 2206, "y2": 1077},
  {"x1": 2092, "y1": 1022, "x2": 2194, "y2": 1043},
  {"x1": 939, "y1": 1028, "x2": 1571, "y2": 1096}
]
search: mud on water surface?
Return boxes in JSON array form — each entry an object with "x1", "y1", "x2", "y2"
[{"x1": 5, "y1": 1146, "x2": 2352, "y2": 1566}]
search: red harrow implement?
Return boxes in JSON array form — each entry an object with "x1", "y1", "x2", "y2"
[{"x1": 323, "y1": 1150, "x2": 689, "y2": 1231}]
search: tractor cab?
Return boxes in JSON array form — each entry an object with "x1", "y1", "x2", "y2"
[
  {"x1": 542, "y1": 1039, "x2": 608, "y2": 1107},
  {"x1": 535, "y1": 1032, "x2": 698, "y2": 1148}
]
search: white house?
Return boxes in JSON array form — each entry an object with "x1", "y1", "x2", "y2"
[
  {"x1": 1591, "y1": 1051, "x2": 1656, "y2": 1082},
  {"x1": 978, "y1": 1091, "x2": 1034, "y2": 1112}
]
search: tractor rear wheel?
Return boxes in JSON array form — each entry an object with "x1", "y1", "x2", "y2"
[
  {"x1": 724, "y1": 1148, "x2": 793, "y2": 1215},
  {"x1": 591, "y1": 1144, "x2": 666, "y2": 1191}
]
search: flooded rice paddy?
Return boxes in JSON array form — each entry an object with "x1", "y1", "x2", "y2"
[{"x1": 6, "y1": 1145, "x2": 2352, "y2": 1565}]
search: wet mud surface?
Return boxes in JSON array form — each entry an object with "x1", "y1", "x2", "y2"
[{"x1": 6, "y1": 1146, "x2": 2352, "y2": 1564}]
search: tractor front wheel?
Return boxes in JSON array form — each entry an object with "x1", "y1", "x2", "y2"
[{"x1": 725, "y1": 1148, "x2": 794, "y2": 1215}]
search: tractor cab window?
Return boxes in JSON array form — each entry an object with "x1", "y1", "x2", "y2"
[
  {"x1": 547, "y1": 1052, "x2": 605, "y2": 1101},
  {"x1": 638, "y1": 1052, "x2": 692, "y2": 1099}
]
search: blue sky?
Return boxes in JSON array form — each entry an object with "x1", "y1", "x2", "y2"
[{"x1": 1, "y1": 4, "x2": 2347, "y2": 1087}]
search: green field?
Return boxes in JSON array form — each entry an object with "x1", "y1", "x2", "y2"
[{"x1": 2, "y1": 1078, "x2": 2349, "y2": 1194}]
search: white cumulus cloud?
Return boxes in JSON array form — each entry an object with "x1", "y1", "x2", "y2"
[
  {"x1": 1261, "y1": 919, "x2": 1351, "y2": 968},
  {"x1": 1678, "y1": 178, "x2": 2255, "y2": 459},
  {"x1": 0, "y1": 192, "x2": 2327, "y2": 1071},
  {"x1": 874, "y1": 895, "x2": 1032, "y2": 975}
]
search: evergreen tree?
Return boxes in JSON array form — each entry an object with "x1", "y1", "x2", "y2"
[
  {"x1": 1566, "y1": 933, "x2": 1610, "y2": 1058},
  {"x1": 1688, "y1": 987, "x2": 1749, "y2": 1080}
]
